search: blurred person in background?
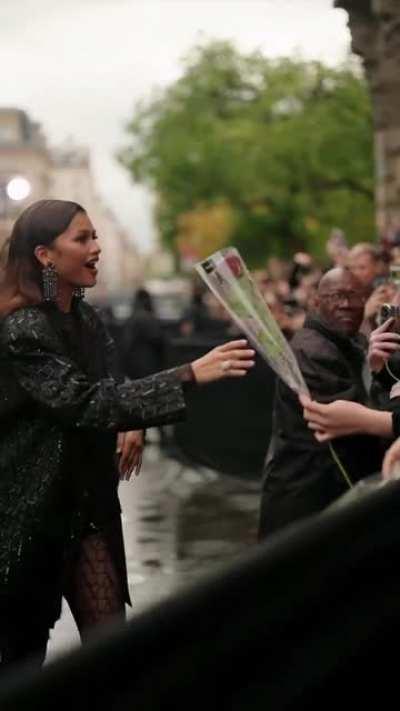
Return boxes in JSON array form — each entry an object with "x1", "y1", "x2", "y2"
[
  {"x1": 348, "y1": 243, "x2": 388, "y2": 291},
  {"x1": 202, "y1": 291, "x2": 235, "y2": 338},
  {"x1": 0, "y1": 199, "x2": 255, "y2": 670},
  {"x1": 348, "y1": 243, "x2": 391, "y2": 336},
  {"x1": 266, "y1": 256, "x2": 292, "y2": 284},
  {"x1": 121, "y1": 287, "x2": 170, "y2": 446},
  {"x1": 362, "y1": 279, "x2": 398, "y2": 336},
  {"x1": 121, "y1": 288, "x2": 167, "y2": 379},
  {"x1": 378, "y1": 218, "x2": 400, "y2": 255},
  {"x1": 390, "y1": 244, "x2": 400, "y2": 266},
  {"x1": 180, "y1": 279, "x2": 233, "y2": 340},
  {"x1": 288, "y1": 251, "x2": 314, "y2": 290},
  {"x1": 179, "y1": 279, "x2": 209, "y2": 337},
  {"x1": 292, "y1": 270, "x2": 322, "y2": 312},
  {"x1": 251, "y1": 262, "x2": 303, "y2": 339}
]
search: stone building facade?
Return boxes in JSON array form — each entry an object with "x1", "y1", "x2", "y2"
[
  {"x1": 0, "y1": 108, "x2": 51, "y2": 246},
  {"x1": 335, "y1": 0, "x2": 400, "y2": 239}
]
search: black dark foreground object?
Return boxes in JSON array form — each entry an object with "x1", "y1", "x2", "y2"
[{"x1": 2, "y1": 480, "x2": 400, "y2": 710}]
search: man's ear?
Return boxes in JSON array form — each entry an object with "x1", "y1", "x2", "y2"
[{"x1": 34, "y1": 245, "x2": 51, "y2": 268}]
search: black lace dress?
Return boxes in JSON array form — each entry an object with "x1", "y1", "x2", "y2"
[{"x1": 0, "y1": 300, "x2": 189, "y2": 639}]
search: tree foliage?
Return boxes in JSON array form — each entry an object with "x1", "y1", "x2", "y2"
[{"x1": 119, "y1": 41, "x2": 375, "y2": 266}]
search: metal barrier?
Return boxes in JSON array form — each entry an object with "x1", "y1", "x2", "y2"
[{"x1": 166, "y1": 337, "x2": 275, "y2": 478}]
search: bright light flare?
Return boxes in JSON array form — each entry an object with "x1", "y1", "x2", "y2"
[{"x1": 6, "y1": 176, "x2": 31, "y2": 201}]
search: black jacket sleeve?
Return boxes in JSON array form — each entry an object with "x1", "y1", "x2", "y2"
[
  {"x1": 1, "y1": 306, "x2": 187, "y2": 432},
  {"x1": 294, "y1": 345, "x2": 363, "y2": 403}
]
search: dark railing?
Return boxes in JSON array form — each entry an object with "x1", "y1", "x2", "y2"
[
  {"x1": 2, "y1": 480, "x2": 400, "y2": 709},
  {"x1": 165, "y1": 337, "x2": 275, "y2": 478}
]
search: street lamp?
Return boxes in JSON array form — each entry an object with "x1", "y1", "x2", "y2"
[
  {"x1": 6, "y1": 176, "x2": 31, "y2": 202},
  {"x1": 0, "y1": 175, "x2": 31, "y2": 218}
]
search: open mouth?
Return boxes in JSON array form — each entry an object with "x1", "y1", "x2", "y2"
[{"x1": 84, "y1": 258, "x2": 99, "y2": 273}]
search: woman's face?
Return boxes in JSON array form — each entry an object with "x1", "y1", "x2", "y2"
[{"x1": 44, "y1": 211, "x2": 101, "y2": 288}]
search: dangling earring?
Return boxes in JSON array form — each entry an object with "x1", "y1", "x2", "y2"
[
  {"x1": 42, "y1": 263, "x2": 58, "y2": 302},
  {"x1": 73, "y1": 287, "x2": 85, "y2": 300}
]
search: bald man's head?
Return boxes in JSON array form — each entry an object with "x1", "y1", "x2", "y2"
[{"x1": 315, "y1": 267, "x2": 366, "y2": 335}]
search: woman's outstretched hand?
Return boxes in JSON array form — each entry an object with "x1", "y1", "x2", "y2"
[
  {"x1": 299, "y1": 394, "x2": 368, "y2": 442},
  {"x1": 191, "y1": 339, "x2": 255, "y2": 385}
]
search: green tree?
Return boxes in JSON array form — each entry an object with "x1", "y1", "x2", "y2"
[{"x1": 119, "y1": 41, "x2": 374, "y2": 266}]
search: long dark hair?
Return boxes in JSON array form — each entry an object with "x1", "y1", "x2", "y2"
[{"x1": 0, "y1": 199, "x2": 84, "y2": 316}]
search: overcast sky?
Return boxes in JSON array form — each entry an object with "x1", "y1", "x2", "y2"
[{"x1": 0, "y1": 0, "x2": 351, "y2": 252}]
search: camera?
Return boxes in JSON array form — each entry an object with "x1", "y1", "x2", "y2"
[{"x1": 379, "y1": 303, "x2": 400, "y2": 324}]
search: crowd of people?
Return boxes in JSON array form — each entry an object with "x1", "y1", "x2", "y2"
[
  {"x1": 252, "y1": 231, "x2": 400, "y2": 342},
  {"x1": 169, "y1": 229, "x2": 400, "y2": 347}
]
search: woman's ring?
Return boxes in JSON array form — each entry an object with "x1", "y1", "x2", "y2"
[{"x1": 221, "y1": 360, "x2": 231, "y2": 372}]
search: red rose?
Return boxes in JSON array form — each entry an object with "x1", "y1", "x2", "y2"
[{"x1": 225, "y1": 254, "x2": 243, "y2": 278}]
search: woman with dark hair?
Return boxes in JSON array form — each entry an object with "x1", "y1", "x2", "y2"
[{"x1": 0, "y1": 199, "x2": 255, "y2": 669}]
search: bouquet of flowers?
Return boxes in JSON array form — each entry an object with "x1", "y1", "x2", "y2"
[{"x1": 196, "y1": 247, "x2": 309, "y2": 396}]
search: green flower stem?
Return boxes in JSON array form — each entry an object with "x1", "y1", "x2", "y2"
[{"x1": 329, "y1": 442, "x2": 353, "y2": 489}]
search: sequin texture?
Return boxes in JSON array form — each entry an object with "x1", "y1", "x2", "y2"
[{"x1": 0, "y1": 301, "x2": 187, "y2": 626}]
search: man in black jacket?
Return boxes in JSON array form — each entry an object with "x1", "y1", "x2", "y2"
[{"x1": 258, "y1": 267, "x2": 383, "y2": 538}]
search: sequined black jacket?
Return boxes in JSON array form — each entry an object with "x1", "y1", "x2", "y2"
[{"x1": 0, "y1": 301, "x2": 187, "y2": 625}]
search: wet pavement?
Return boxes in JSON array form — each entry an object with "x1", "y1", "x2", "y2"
[{"x1": 47, "y1": 442, "x2": 261, "y2": 660}]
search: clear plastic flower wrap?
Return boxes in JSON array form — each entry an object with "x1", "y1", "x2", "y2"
[{"x1": 196, "y1": 247, "x2": 309, "y2": 396}]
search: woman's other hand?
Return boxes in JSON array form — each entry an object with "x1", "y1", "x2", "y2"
[
  {"x1": 191, "y1": 339, "x2": 255, "y2": 384},
  {"x1": 117, "y1": 430, "x2": 144, "y2": 480},
  {"x1": 368, "y1": 318, "x2": 400, "y2": 373}
]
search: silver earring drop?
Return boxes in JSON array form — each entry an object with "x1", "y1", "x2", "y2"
[
  {"x1": 42, "y1": 264, "x2": 58, "y2": 302},
  {"x1": 73, "y1": 287, "x2": 85, "y2": 300}
]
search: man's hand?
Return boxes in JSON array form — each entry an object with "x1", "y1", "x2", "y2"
[
  {"x1": 368, "y1": 318, "x2": 400, "y2": 373},
  {"x1": 117, "y1": 430, "x2": 144, "y2": 480},
  {"x1": 364, "y1": 283, "x2": 396, "y2": 321}
]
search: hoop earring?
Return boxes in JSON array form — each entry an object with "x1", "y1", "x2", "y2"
[
  {"x1": 73, "y1": 287, "x2": 85, "y2": 300},
  {"x1": 42, "y1": 264, "x2": 58, "y2": 302}
]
